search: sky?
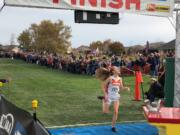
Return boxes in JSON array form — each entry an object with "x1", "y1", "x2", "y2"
[{"x1": 0, "y1": 0, "x2": 176, "y2": 48}]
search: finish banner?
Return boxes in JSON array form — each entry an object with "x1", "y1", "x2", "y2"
[
  {"x1": 0, "y1": 95, "x2": 51, "y2": 135},
  {"x1": 5, "y1": 0, "x2": 174, "y2": 17}
]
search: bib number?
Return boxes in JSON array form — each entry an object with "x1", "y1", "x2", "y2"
[{"x1": 111, "y1": 87, "x2": 118, "y2": 93}]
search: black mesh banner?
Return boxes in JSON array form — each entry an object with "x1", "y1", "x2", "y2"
[{"x1": 0, "y1": 95, "x2": 51, "y2": 135}]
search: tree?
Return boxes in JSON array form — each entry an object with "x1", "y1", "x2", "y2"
[
  {"x1": 18, "y1": 20, "x2": 71, "y2": 54},
  {"x1": 108, "y1": 41, "x2": 125, "y2": 55},
  {"x1": 18, "y1": 30, "x2": 32, "y2": 51},
  {"x1": 89, "y1": 41, "x2": 103, "y2": 51}
]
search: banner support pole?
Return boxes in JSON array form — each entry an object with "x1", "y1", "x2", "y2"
[
  {"x1": 174, "y1": 1, "x2": 180, "y2": 106},
  {"x1": 0, "y1": 0, "x2": 5, "y2": 12}
]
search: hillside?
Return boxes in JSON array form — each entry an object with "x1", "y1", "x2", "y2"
[
  {"x1": 126, "y1": 40, "x2": 175, "y2": 53},
  {"x1": 0, "y1": 58, "x2": 150, "y2": 126}
]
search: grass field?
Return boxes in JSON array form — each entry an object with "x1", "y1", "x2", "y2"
[{"x1": 0, "y1": 58, "x2": 150, "y2": 127}]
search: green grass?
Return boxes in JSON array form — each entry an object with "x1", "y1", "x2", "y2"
[{"x1": 0, "y1": 58, "x2": 150, "y2": 127}]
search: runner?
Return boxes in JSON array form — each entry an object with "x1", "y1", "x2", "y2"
[{"x1": 96, "y1": 66, "x2": 130, "y2": 132}]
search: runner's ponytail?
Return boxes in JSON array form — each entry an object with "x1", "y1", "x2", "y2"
[{"x1": 95, "y1": 67, "x2": 111, "y2": 81}]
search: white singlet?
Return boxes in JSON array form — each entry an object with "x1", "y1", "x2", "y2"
[{"x1": 107, "y1": 76, "x2": 121, "y2": 105}]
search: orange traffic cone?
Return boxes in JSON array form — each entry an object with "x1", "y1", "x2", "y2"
[{"x1": 134, "y1": 71, "x2": 143, "y2": 101}]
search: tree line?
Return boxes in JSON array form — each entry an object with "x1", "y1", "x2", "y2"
[
  {"x1": 89, "y1": 39, "x2": 125, "y2": 55},
  {"x1": 18, "y1": 19, "x2": 126, "y2": 55}
]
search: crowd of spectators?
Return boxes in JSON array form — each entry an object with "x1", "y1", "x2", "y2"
[{"x1": 0, "y1": 50, "x2": 174, "y2": 77}]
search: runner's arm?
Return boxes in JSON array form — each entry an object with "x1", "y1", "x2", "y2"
[{"x1": 119, "y1": 78, "x2": 130, "y2": 91}]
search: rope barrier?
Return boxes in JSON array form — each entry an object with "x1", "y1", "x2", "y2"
[{"x1": 121, "y1": 66, "x2": 151, "y2": 77}]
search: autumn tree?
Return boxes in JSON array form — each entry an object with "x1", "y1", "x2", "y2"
[
  {"x1": 89, "y1": 41, "x2": 103, "y2": 51},
  {"x1": 89, "y1": 39, "x2": 125, "y2": 55},
  {"x1": 108, "y1": 41, "x2": 125, "y2": 55},
  {"x1": 18, "y1": 30, "x2": 32, "y2": 51},
  {"x1": 18, "y1": 20, "x2": 71, "y2": 54}
]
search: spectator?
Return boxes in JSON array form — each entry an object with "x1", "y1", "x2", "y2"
[
  {"x1": 154, "y1": 52, "x2": 160, "y2": 76},
  {"x1": 147, "y1": 53, "x2": 157, "y2": 77},
  {"x1": 111, "y1": 56, "x2": 120, "y2": 67},
  {"x1": 145, "y1": 78, "x2": 164, "y2": 102}
]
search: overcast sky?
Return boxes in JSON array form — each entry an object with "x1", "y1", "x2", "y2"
[{"x1": 0, "y1": 0, "x2": 176, "y2": 48}]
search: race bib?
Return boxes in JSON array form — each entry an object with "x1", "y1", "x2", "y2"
[{"x1": 111, "y1": 87, "x2": 119, "y2": 93}]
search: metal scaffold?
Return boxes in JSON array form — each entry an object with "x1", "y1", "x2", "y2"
[{"x1": 174, "y1": 0, "x2": 180, "y2": 107}]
